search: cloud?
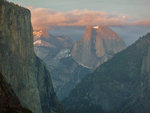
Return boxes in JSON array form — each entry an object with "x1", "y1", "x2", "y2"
[
  {"x1": 28, "y1": 7, "x2": 150, "y2": 30},
  {"x1": 133, "y1": 19, "x2": 150, "y2": 26}
]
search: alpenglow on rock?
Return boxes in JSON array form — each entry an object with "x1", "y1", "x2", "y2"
[
  {"x1": 71, "y1": 25, "x2": 126, "y2": 69},
  {"x1": 0, "y1": 1, "x2": 64, "y2": 113}
]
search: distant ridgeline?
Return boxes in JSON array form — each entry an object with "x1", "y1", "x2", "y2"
[
  {"x1": 0, "y1": 1, "x2": 64, "y2": 113},
  {"x1": 63, "y1": 33, "x2": 150, "y2": 113}
]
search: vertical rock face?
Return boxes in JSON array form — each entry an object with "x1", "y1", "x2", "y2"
[
  {"x1": 0, "y1": 1, "x2": 64, "y2": 113},
  {"x1": 63, "y1": 33, "x2": 150, "y2": 113},
  {"x1": 0, "y1": 72, "x2": 33, "y2": 113},
  {"x1": 72, "y1": 26, "x2": 126, "y2": 69}
]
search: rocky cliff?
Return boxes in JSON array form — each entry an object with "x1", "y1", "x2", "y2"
[
  {"x1": 63, "y1": 33, "x2": 150, "y2": 113},
  {"x1": 0, "y1": 72, "x2": 33, "y2": 113},
  {"x1": 0, "y1": 1, "x2": 64, "y2": 113},
  {"x1": 72, "y1": 26, "x2": 126, "y2": 69}
]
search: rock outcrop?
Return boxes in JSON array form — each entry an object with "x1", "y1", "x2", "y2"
[
  {"x1": 72, "y1": 26, "x2": 126, "y2": 69},
  {"x1": 63, "y1": 33, "x2": 150, "y2": 113},
  {"x1": 0, "y1": 1, "x2": 64, "y2": 113},
  {"x1": 0, "y1": 72, "x2": 33, "y2": 113}
]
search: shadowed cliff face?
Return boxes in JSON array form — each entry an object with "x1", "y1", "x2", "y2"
[
  {"x1": 63, "y1": 33, "x2": 150, "y2": 113},
  {"x1": 0, "y1": 72, "x2": 33, "y2": 113},
  {"x1": 48, "y1": 56, "x2": 91, "y2": 101},
  {"x1": 0, "y1": 1, "x2": 64, "y2": 113},
  {"x1": 72, "y1": 26, "x2": 126, "y2": 69}
]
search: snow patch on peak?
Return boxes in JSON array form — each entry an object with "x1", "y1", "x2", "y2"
[
  {"x1": 34, "y1": 40, "x2": 56, "y2": 48},
  {"x1": 93, "y1": 26, "x2": 99, "y2": 29}
]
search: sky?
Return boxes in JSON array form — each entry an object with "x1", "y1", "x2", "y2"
[{"x1": 8, "y1": 0, "x2": 150, "y2": 29}]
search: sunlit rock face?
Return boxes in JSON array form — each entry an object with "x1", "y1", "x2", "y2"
[
  {"x1": 0, "y1": 1, "x2": 64, "y2": 113},
  {"x1": 33, "y1": 29, "x2": 50, "y2": 39},
  {"x1": 72, "y1": 25, "x2": 126, "y2": 69},
  {"x1": 63, "y1": 33, "x2": 150, "y2": 113}
]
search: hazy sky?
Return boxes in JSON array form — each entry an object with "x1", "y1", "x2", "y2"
[
  {"x1": 7, "y1": 0, "x2": 150, "y2": 30},
  {"x1": 8, "y1": 0, "x2": 150, "y2": 20}
]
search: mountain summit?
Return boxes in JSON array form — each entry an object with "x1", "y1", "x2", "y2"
[
  {"x1": 71, "y1": 26, "x2": 126, "y2": 69},
  {"x1": 83, "y1": 26, "x2": 121, "y2": 40},
  {"x1": 33, "y1": 29, "x2": 50, "y2": 39}
]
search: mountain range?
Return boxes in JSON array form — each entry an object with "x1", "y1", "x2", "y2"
[
  {"x1": 63, "y1": 33, "x2": 150, "y2": 113},
  {"x1": 34, "y1": 29, "x2": 73, "y2": 60},
  {"x1": 34, "y1": 29, "x2": 91, "y2": 100},
  {"x1": 34, "y1": 25, "x2": 126, "y2": 100}
]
